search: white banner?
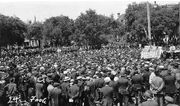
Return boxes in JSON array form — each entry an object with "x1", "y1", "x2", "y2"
[{"x1": 141, "y1": 46, "x2": 163, "y2": 59}]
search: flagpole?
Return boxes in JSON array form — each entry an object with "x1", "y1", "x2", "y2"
[
  {"x1": 147, "y1": 1, "x2": 151, "y2": 45},
  {"x1": 179, "y1": 2, "x2": 180, "y2": 36}
]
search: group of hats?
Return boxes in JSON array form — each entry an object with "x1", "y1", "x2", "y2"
[{"x1": 144, "y1": 90, "x2": 174, "y2": 103}]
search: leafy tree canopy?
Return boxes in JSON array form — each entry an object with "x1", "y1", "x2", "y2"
[
  {"x1": 125, "y1": 2, "x2": 179, "y2": 45},
  {"x1": 0, "y1": 14, "x2": 26, "y2": 46}
]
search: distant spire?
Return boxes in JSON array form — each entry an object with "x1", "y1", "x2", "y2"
[
  {"x1": 154, "y1": 1, "x2": 156, "y2": 4},
  {"x1": 117, "y1": 13, "x2": 120, "y2": 19},
  {"x1": 154, "y1": 1, "x2": 158, "y2": 8},
  {"x1": 34, "y1": 16, "x2": 36, "y2": 23},
  {"x1": 179, "y1": 2, "x2": 180, "y2": 36}
]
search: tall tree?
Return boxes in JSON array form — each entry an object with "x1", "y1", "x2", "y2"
[
  {"x1": 43, "y1": 15, "x2": 74, "y2": 46},
  {"x1": 125, "y1": 2, "x2": 179, "y2": 45},
  {"x1": 74, "y1": 9, "x2": 121, "y2": 48},
  {"x1": 26, "y1": 22, "x2": 43, "y2": 47},
  {"x1": 27, "y1": 22, "x2": 43, "y2": 40},
  {"x1": 0, "y1": 14, "x2": 26, "y2": 46}
]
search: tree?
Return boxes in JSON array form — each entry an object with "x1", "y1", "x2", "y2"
[
  {"x1": 125, "y1": 2, "x2": 179, "y2": 46},
  {"x1": 0, "y1": 14, "x2": 26, "y2": 46},
  {"x1": 26, "y1": 22, "x2": 43, "y2": 47},
  {"x1": 43, "y1": 15, "x2": 74, "y2": 46},
  {"x1": 27, "y1": 22, "x2": 43, "y2": 39},
  {"x1": 74, "y1": 9, "x2": 121, "y2": 49}
]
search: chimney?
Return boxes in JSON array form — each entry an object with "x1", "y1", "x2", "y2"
[{"x1": 117, "y1": 13, "x2": 120, "y2": 18}]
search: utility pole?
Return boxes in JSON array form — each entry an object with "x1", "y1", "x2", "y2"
[
  {"x1": 41, "y1": 34, "x2": 45, "y2": 49},
  {"x1": 0, "y1": 44, "x2": 1, "y2": 57},
  {"x1": 147, "y1": 1, "x2": 151, "y2": 45},
  {"x1": 0, "y1": 34, "x2": 1, "y2": 57},
  {"x1": 179, "y1": 2, "x2": 180, "y2": 36}
]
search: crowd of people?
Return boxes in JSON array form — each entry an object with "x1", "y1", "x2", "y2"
[{"x1": 0, "y1": 45, "x2": 180, "y2": 106}]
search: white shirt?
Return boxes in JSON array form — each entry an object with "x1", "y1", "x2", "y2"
[
  {"x1": 0, "y1": 80, "x2": 5, "y2": 84},
  {"x1": 149, "y1": 72, "x2": 156, "y2": 84}
]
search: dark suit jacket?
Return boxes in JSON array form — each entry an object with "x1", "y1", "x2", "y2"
[
  {"x1": 61, "y1": 82, "x2": 69, "y2": 97},
  {"x1": 143, "y1": 71, "x2": 151, "y2": 84},
  {"x1": 68, "y1": 84, "x2": 79, "y2": 99},
  {"x1": 100, "y1": 85, "x2": 114, "y2": 106},
  {"x1": 100, "y1": 85, "x2": 113, "y2": 99},
  {"x1": 131, "y1": 74, "x2": 143, "y2": 91},
  {"x1": 94, "y1": 78, "x2": 105, "y2": 88},
  {"x1": 35, "y1": 82, "x2": 43, "y2": 99},
  {"x1": 51, "y1": 87, "x2": 61, "y2": 106},
  {"x1": 164, "y1": 75, "x2": 176, "y2": 93},
  {"x1": 139, "y1": 100, "x2": 158, "y2": 106},
  {"x1": 116, "y1": 77, "x2": 129, "y2": 94},
  {"x1": 131, "y1": 74, "x2": 143, "y2": 84},
  {"x1": 117, "y1": 77, "x2": 129, "y2": 89}
]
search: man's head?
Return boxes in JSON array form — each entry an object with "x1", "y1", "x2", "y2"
[{"x1": 104, "y1": 77, "x2": 111, "y2": 85}]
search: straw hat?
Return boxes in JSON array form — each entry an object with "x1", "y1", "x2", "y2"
[
  {"x1": 64, "y1": 77, "x2": 70, "y2": 81},
  {"x1": 165, "y1": 96, "x2": 174, "y2": 103},
  {"x1": 104, "y1": 77, "x2": 111, "y2": 83}
]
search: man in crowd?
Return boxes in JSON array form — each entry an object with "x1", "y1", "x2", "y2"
[
  {"x1": 51, "y1": 82, "x2": 61, "y2": 106},
  {"x1": 131, "y1": 71, "x2": 144, "y2": 105},
  {"x1": 35, "y1": 77, "x2": 44, "y2": 106},
  {"x1": 116, "y1": 72, "x2": 130, "y2": 106},
  {"x1": 60, "y1": 77, "x2": 70, "y2": 106},
  {"x1": 150, "y1": 67, "x2": 165, "y2": 106},
  {"x1": 5, "y1": 78, "x2": 17, "y2": 97},
  {"x1": 68, "y1": 79, "x2": 80, "y2": 106},
  {"x1": 100, "y1": 77, "x2": 114, "y2": 106}
]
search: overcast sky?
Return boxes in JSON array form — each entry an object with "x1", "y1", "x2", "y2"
[{"x1": 0, "y1": 0, "x2": 179, "y2": 22}]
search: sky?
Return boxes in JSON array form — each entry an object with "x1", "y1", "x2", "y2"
[{"x1": 0, "y1": 0, "x2": 179, "y2": 22}]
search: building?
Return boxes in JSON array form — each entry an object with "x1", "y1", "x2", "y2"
[
  {"x1": 117, "y1": 13, "x2": 125, "y2": 25},
  {"x1": 24, "y1": 37, "x2": 40, "y2": 47}
]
